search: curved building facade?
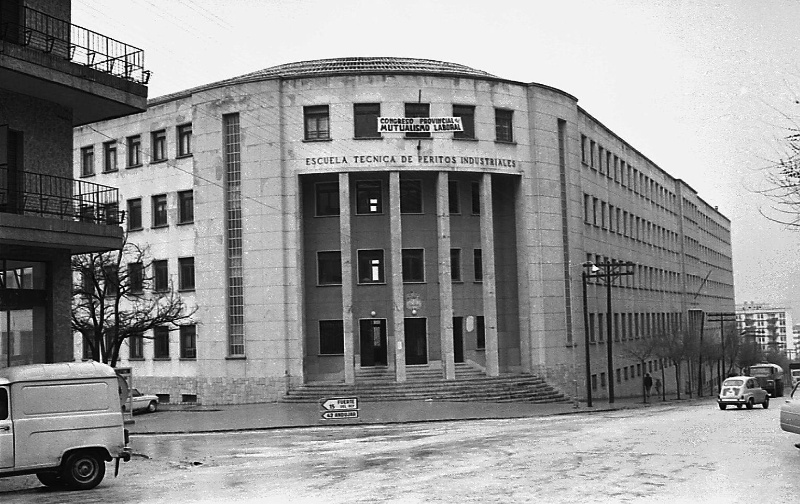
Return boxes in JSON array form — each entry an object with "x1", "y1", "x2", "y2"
[{"x1": 73, "y1": 57, "x2": 735, "y2": 405}]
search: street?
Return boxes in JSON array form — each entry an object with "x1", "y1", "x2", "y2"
[{"x1": 1, "y1": 399, "x2": 798, "y2": 503}]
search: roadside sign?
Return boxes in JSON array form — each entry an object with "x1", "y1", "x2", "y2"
[
  {"x1": 321, "y1": 410, "x2": 359, "y2": 420},
  {"x1": 321, "y1": 397, "x2": 358, "y2": 411}
]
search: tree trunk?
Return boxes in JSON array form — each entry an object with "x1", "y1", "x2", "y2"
[{"x1": 674, "y1": 361, "x2": 682, "y2": 400}]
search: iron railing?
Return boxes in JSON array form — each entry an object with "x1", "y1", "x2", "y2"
[
  {"x1": 0, "y1": 6, "x2": 149, "y2": 84},
  {"x1": 0, "y1": 165, "x2": 124, "y2": 225}
]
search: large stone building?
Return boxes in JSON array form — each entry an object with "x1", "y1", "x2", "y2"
[
  {"x1": 1, "y1": 0, "x2": 147, "y2": 369},
  {"x1": 72, "y1": 57, "x2": 735, "y2": 405}
]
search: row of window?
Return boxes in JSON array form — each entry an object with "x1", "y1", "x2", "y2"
[
  {"x1": 318, "y1": 248, "x2": 483, "y2": 285},
  {"x1": 80, "y1": 123, "x2": 192, "y2": 177},
  {"x1": 127, "y1": 190, "x2": 194, "y2": 231},
  {"x1": 83, "y1": 325, "x2": 197, "y2": 361},
  {"x1": 586, "y1": 311, "x2": 682, "y2": 343},
  {"x1": 591, "y1": 359, "x2": 665, "y2": 391},
  {"x1": 126, "y1": 257, "x2": 195, "y2": 292},
  {"x1": 314, "y1": 179, "x2": 481, "y2": 217},
  {"x1": 305, "y1": 103, "x2": 514, "y2": 143},
  {"x1": 682, "y1": 198, "x2": 729, "y2": 245}
]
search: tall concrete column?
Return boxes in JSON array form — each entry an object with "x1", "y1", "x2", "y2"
[
  {"x1": 480, "y1": 173, "x2": 500, "y2": 377},
  {"x1": 389, "y1": 171, "x2": 406, "y2": 382},
  {"x1": 339, "y1": 173, "x2": 355, "y2": 385},
  {"x1": 436, "y1": 172, "x2": 455, "y2": 380}
]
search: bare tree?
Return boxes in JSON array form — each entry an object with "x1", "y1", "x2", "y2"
[
  {"x1": 653, "y1": 329, "x2": 693, "y2": 400},
  {"x1": 621, "y1": 337, "x2": 657, "y2": 403},
  {"x1": 71, "y1": 235, "x2": 197, "y2": 367}
]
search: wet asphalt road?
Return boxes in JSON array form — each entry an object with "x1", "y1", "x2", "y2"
[{"x1": 1, "y1": 399, "x2": 798, "y2": 503}]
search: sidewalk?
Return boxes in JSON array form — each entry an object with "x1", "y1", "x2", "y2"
[{"x1": 129, "y1": 395, "x2": 712, "y2": 435}]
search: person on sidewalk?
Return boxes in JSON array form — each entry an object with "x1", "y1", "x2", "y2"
[
  {"x1": 644, "y1": 373, "x2": 653, "y2": 403},
  {"x1": 654, "y1": 378, "x2": 662, "y2": 400}
]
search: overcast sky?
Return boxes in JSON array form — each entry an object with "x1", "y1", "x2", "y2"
[{"x1": 73, "y1": 0, "x2": 800, "y2": 316}]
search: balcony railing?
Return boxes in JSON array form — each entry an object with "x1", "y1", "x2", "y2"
[
  {"x1": 0, "y1": 6, "x2": 149, "y2": 84},
  {"x1": 0, "y1": 165, "x2": 124, "y2": 226}
]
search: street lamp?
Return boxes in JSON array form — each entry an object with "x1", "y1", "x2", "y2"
[
  {"x1": 708, "y1": 312, "x2": 736, "y2": 383},
  {"x1": 582, "y1": 260, "x2": 635, "y2": 404},
  {"x1": 688, "y1": 309, "x2": 705, "y2": 397}
]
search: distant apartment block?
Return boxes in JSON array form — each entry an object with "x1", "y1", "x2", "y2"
[{"x1": 736, "y1": 302, "x2": 794, "y2": 357}]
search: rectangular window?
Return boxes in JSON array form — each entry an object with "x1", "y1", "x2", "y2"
[
  {"x1": 317, "y1": 251, "x2": 342, "y2": 285},
  {"x1": 153, "y1": 326, "x2": 170, "y2": 359},
  {"x1": 453, "y1": 104, "x2": 476, "y2": 140},
  {"x1": 495, "y1": 109, "x2": 513, "y2": 142},
  {"x1": 400, "y1": 179, "x2": 423, "y2": 213},
  {"x1": 473, "y1": 249, "x2": 483, "y2": 281},
  {"x1": 180, "y1": 325, "x2": 197, "y2": 359},
  {"x1": 178, "y1": 190, "x2": 194, "y2": 224},
  {"x1": 153, "y1": 260, "x2": 169, "y2": 292},
  {"x1": 471, "y1": 181, "x2": 480, "y2": 214},
  {"x1": 315, "y1": 181, "x2": 340, "y2": 216},
  {"x1": 319, "y1": 320, "x2": 344, "y2": 355},
  {"x1": 402, "y1": 249, "x2": 425, "y2": 283},
  {"x1": 127, "y1": 198, "x2": 142, "y2": 231},
  {"x1": 152, "y1": 194, "x2": 168, "y2": 227},
  {"x1": 177, "y1": 123, "x2": 192, "y2": 156},
  {"x1": 81, "y1": 146, "x2": 94, "y2": 177},
  {"x1": 477, "y1": 315, "x2": 485, "y2": 349},
  {"x1": 448, "y1": 180, "x2": 460, "y2": 214},
  {"x1": 598, "y1": 313, "x2": 604, "y2": 342},
  {"x1": 405, "y1": 102, "x2": 430, "y2": 138},
  {"x1": 450, "y1": 249, "x2": 461, "y2": 281},
  {"x1": 129, "y1": 331, "x2": 144, "y2": 359},
  {"x1": 151, "y1": 130, "x2": 166, "y2": 162},
  {"x1": 354, "y1": 103, "x2": 380, "y2": 138},
  {"x1": 589, "y1": 313, "x2": 596, "y2": 343},
  {"x1": 224, "y1": 113, "x2": 245, "y2": 357},
  {"x1": 355, "y1": 180, "x2": 382, "y2": 214},
  {"x1": 178, "y1": 257, "x2": 195, "y2": 291},
  {"x1": 127, "y1": 135, "x2": 141, "y2": 167},
  {"x1": 304, "y1": 105, "x2": 330, "y2": 140},
  {"x1": 357, "y1": 249, "x2": 385, "y2": 284},
  {"x1": 103, "y1": 141, "x2": 117, "y2": 172},
  {"x1": 128, "y1": 261, "x2": 144, "y2": 294}
]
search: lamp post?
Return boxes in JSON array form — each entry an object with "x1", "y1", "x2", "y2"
[
  {"x1": 583, "y1": 260, "x2": 635, "y2": 404},
  {"x1": 582, "y1": 269, "x2": 592, "y2": 407},
  {"x1": 688, "y1": 308, "x2": 705, "y2": 397},
  {"x1": 708, "y1": 312, "x2": 736, "y2": 382}
]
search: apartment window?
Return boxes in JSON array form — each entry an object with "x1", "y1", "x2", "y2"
[
  {"x1": 402, "y1": 249, "x2": 425, "y2": 283},
  {"x1": 473, "y1": 249, "x2": 483, "y2": 281},
  {"x1": 178, "y1": 257, "x2": 195, "y2": 291},
  {"x1": 152, "y1": 194, "x2": 168, "y2": 227},
  {"x1": 589, "y1": 313, "x2": 596, "y2": 343},
  {"x1": 314, "y1": 181, "x2": 340, "y2": 216},
  {"x1": 127, "y1": 198, "x2": 142, "y2": 231},
  {"x1": 598, "y1": 313, "x2": 604, "y2": 342},
  {"x1": 153, "y1": 260, "x2": 169, "y2": 292},
  {"x1": 153, "y1": 326, "x2": 170, "y2": 359},
  {"x1": 354, "y1": 103, "x2": 380, "y2": 138},
  {"x1": 453, "y1": 104, "x2": 476, "y2": 140},
  {"x1": 471, "y1": 181, "x2": 480, "y2": 214},
  {"x1": 126, "y1": 135, "x2": 141, "y2": 167},
  {"x1": 355, "y1": 180, "x2": 382, "y2": 214},
  {"x1": 450, "y1": 249, "x2": 462, "y2": 281},
  {"x1": 129, "y1": 331, "x2": 144, "y2": 359},
  {"x1": 405, "y1": 102, "x2": 430, "y2": 138},
  {"x1": 180, "y1": 325, "x2": 197, "y2": 359},
  {"x1": 177, "y1": 123, "x2": 192, "y2": 156},
  {"x1": 103, "y1": 141, "x2": 117, "y2": 172},
  {"x1": 317, "y1": 251, "x2": 342, "y2": 285},
  {"x1": 448, "y1": 181, "x2": 460, "y2": 214},
  {"x1": 476, "y1": 316, "x2": 485, "y2": 349},
  {"x1": 400, "y1": 179, "x2": 422, "y2": 214},
  {"x1": 128, "y1": 261, "x2": 144, "y2": 294},
  {"x1": 304, "y1": 105, "x2": 330, "y2": 141},
  {"x1": 495, "y1": 109, "x2": 513, "y2": 142},
  {"x1": 357, "y1": 249, "x2": 385, "y2": 284},
  {"x1": 81, "y1": 146, "x2": 94, "y2": 177},
  {"x1": 319, "y1": 320, "x2": 344, "y2": 355},
  {"x1": 178, "y1": 190, "x2": 194, "y2": 224},
  {"x1": 151, "y1": 130, "x2": 166, "y2": 162}
]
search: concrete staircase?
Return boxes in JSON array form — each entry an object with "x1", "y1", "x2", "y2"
[{"x1": 282, "y1": 363, "x2": 569, "y2": 404}]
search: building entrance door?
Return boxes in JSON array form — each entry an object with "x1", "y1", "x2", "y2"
[
  {"x1": 453, "y1": 317, "x2": 464, "y2": 363},
  {"x1": 404, "y1": 318, "x2": 427, "y2": 365},
  {"x1": 359, "y1": 319, "x2": 387, "y2": 367}
]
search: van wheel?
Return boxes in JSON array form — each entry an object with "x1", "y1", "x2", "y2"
[
  {"x1": 763, "y1": 396, "x2": 770, "y2": 409},
  {"x1": 746, "y1": 398, "x2": 754, "y2": 409},
  {"x1": 36, "y1": 471, "x2": 65, "y2": 488},
  {"x1": 62, "y1": 451, "x2": 106, "y2": 490},
  {"x1": 718, "y1": 403, "x2": 727, "y2": 410},
  {"x1": 147, "y1": 401, "x2": 158, "y2": 413}
]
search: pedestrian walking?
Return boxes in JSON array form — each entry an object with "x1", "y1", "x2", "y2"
[
  {"x1": 644, "y1": 373, "x2": 653, "y2": 403},
  {"x1": 654, "y1": 378, "x2": 662, "y2": 399}
]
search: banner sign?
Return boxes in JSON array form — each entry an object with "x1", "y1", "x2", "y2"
[{"x1": 378, "y1": 117, "x2": 463, "y2": 133}]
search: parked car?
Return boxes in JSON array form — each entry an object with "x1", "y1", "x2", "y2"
[
  {"x1": 717, "y1": 376, "x2": 770, "y2": 410},
  {"x1": 780, "y1": 382, "x2": 800, "y2": 436},
  {"x1": 123, "y1": 389, "x2": 159, "y2": 413}
]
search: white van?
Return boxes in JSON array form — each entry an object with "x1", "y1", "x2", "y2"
[{"x1": 0, "y1": 362, "x2": 131, "y2": 490}]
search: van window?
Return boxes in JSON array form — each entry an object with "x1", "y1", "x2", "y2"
[{"x1": 0, "y1": 388, "x2": 7, "y2": 420}]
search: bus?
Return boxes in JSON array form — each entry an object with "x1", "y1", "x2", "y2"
[{"x1": 745, "y1": 363, "x2": 785, "y2": 397}]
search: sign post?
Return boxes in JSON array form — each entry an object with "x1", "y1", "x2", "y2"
[{"x1": 320, "y1": 397, "x2": 360, "y2": 420}]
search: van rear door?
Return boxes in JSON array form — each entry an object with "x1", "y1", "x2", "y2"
[{"x1": 0, "y1": 387, "x2": 12, "y2": 469}]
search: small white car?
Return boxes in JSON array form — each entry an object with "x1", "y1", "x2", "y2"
[
  {"x1": 780, "y1": 382, "x2": 800, "y2": 436},
  {"x1": 718, "y1": 376, "x2": 769, "y2": 410},
  {"x1": 123, "y1": 389, "x2": 159, "y2": 413}
]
